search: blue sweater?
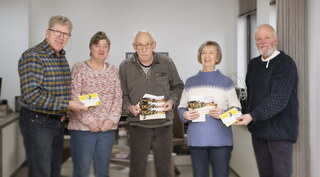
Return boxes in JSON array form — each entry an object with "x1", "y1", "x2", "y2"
[
  {"x1": 246, "y1": 51, "x2": 299, "y2": 142},
  {"x1": 178, "y1": 70, "x2": 240, "y2": 147}
]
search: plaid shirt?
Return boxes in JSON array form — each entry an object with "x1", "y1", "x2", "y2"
[{"x1": 18, "y1": 40, "x2": 71, "y2": 115}]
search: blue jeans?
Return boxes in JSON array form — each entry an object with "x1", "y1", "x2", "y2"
[
  {"x1": 70, "y1": 130, "x2": 115, "y2": 177},
  {"x1": 189, "y1": 146, "x2": 233, "y2": 177},
  {"x1": 19, "y1": 107, "x2": 65, "y2": 177},
  {"x1": 129, "y1": 125, "x2": 173, "y2": 177}
]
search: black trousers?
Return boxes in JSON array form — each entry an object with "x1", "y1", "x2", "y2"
[{"x1": 252, "y1": 135, "x2": 293, "y2": 177}]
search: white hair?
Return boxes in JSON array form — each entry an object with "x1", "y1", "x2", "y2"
[
  {"x1": 132, "y1": 30, "x2": 156, "y2": 43},
  {"x1": 254, "y1": 24, "x2": 278, "y2": 39}
]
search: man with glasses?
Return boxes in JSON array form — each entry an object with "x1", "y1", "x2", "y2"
[
  {"x1": 18, "y1": 15, "x2": 87, "y2": 177},
  {"x1": 119, "y1": 30, "x2": 184, "y2": 177}
]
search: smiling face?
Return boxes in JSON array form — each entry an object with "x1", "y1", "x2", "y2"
[
  {"x1": 200, "y1": 45, "x2": 218, "y2": 72},
  {"x1": 255, "y1": 25, "x2": 278, "y2": 59},
  {"x1": 90, "y1": 39, "x2": 109, "y2": 62},
  {"x1": 133, "y1": 32, "x2": 156, "y2": 65},
  {"x1": 45, "y1": 24, "x2": 70, "y2": 54}
]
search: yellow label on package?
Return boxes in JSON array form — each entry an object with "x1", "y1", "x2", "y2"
[
  {"x1": 79, "y1": 93, "x2": 100, "y2": 107},
  {"x1": 219, "y1": 107, "x2": 242, "y2": 127}
]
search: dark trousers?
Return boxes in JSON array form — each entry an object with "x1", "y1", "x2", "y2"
[
  {"x1": 189, "y1": 146, "x2": 233, "y2": 177},
  {"x1": 129, "y1": 125, "x2": 173, "y2": 177},
  {"x1": 252, "y1": 135, "x2": 293, "y2": 177},
  {"x1": 19, "y1": 107, "x2": 65, "y2": 177}
]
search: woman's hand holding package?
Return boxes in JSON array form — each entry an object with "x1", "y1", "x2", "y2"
[
  {"x1": 183, "y1": 110, "x2": 200, "y2": 120},
  {"x1": 208, "y1": 108, "x2": 224, "y2": 119}
]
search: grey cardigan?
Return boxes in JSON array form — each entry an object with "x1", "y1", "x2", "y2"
[{"x1": 119, "y1": 52, "x2": 184, "y2": 128}]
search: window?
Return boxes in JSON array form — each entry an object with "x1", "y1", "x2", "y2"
[{"x1": 236, "y1": 13, "x2": 257, "y2": 88}]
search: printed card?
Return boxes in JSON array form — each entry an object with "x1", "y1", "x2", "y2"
[
  {"x1": 219, "y1": 107, "x2": 242, "y2": 127},
  {"x1": 79, "y1": 93, "x2": 100, "y2": 107}
]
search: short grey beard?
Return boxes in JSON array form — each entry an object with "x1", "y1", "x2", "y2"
[{"x1": 259, "y1": 48, "x2": 275, "y2": 57}]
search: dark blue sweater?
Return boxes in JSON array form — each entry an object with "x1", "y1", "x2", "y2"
[{"x1": 246, "y1": 51, "x2": 299, "y2": 142}]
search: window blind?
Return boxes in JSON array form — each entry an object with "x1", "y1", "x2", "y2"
[{"x1": 238, "y1": 0, "x2": 257, "y2": 16}]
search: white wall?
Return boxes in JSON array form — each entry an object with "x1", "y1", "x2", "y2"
[
  {"x1": 0, "y1": 0, "x2": 29, "y2": 110},
  {"x1": 0, "y1": 0, "x2": 237, "y2": 110},
  {"x1": 29, "y1": 0, "x2": 237, "y2": 82},
  {"x1": 257, "y1": 0, "x2": 274, "y2": 27},
  {"x1": 0, "y1": 2, "x2": 28, "y2": 176},
  {"x1": 308, "y1": 0, "x2": 320, "y2": 176}
]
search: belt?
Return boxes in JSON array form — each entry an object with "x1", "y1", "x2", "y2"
[
  {"x1": 47, "y1": 114, "x2": 63, "y2": 120},
  {"x1": 22, "y1": 107, "x2": 63, "y2": 120}
]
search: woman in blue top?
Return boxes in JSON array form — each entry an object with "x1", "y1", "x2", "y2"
[{"x1": 178, "y1": 41, "x2": 241, "y2": 177}]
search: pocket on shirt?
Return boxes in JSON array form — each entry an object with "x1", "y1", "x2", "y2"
[{"x1": 155, "y1": 72, "x2": 169, "y2": 85}]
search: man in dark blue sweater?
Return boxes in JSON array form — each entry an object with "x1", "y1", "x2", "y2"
[{"x1": 235, "y1": 24, "x2": 298, "y2": 177}]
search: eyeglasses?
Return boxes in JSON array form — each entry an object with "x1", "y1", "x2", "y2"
[
  {"x1": 134, "y1": 42, "x2": 154, "y2": 50},
  {"x1": 48, "y1": 29, "x2": 71, "y2": 39}
]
